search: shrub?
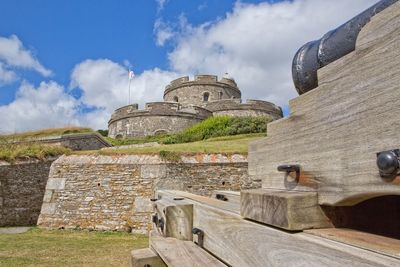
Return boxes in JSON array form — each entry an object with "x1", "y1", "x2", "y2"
[{"x1": 162, "y1": 116, "x2": 270, "y2": 144}]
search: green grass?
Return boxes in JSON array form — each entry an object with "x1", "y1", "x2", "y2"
[
  {"x1": 0, "y1": 127, "x2": 93, "y2": 143},
  {"x1": 0, "y1": 143, "x2": 71, "y2": 163},
  {"x1": 0, "y1": 228, "x2": 148, "y2": 267},
  {"x1": 83, "y1": 133, "x2": 266, "y2": 157}
]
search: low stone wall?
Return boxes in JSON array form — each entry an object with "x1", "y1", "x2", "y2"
[
  {"x1": 0, "y1": 158, "x2": 55, "y2": 226},
  {"x1": 108, "y1": 102, "x2": 212, "y2": 138},
  {"x1": 38, "y1": 154, "x2": 256, "y2": 233},
  {"x1": 206, "y1": 99, "x2": 283, "y2": 120}
]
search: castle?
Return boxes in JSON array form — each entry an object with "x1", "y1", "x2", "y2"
[{"x1": 108, "y1": 74, "x2": 283, "y2": 139}]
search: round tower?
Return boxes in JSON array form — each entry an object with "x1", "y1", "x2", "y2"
[{"x1": 163, "y1": 75, "x2": 241, "y2": 107}]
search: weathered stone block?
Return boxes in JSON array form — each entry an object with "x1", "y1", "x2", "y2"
[
  {"x1": 40, "y1": 203, "x2": 56, "y2": 215},
  {"x1": 42, "y1": 190, "x2": 53, "y2": 203},
  {"x1": 46, "y1": 178, "x2": 66, "y2": 190},
  {"x1": 141, "y1": 165, "x2": 166, "y2": 179},
  {"x1": 134, "y1": 197, "x2": 153, "y2": 213}
]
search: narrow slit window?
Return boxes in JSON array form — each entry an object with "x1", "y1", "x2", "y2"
[{"x1": 203, "y1": 92, "x2": 209, "y2": 102}]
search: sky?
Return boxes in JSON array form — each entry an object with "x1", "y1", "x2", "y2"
[{"x1": 0, "y1": 0, "x2": 379, "y2": 133}]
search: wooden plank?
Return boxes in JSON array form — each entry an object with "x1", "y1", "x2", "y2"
[
  {"x1": 149, "y1": 230, "x2": 226, "y2": 267},
  {"x1": 157, "y1": 190, "x2": 399, "y2": 267},
  {"x1": 157, "y1": 190, "x2": 239, "y2": 214},
  {"x1": 211, "y1": 190, "x2": 240, "y2": 206},
  {"x1": 154, "y1": 197, "x2": 193, "y2": 241},
  {"x1": 305, "y1": 228, "x2": 400, "y2": 260},
  {"x1": 240, "y1": 189, "x2": 332, "y2": 230},
  {"x1": 249, "y1": 1, "x2": 400, "y2": 206},
  {"x1": 131, "y1": 248, "x2": 167, "y2": 267}
]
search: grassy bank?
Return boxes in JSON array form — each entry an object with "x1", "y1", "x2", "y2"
[
  {"x1": 0, "y1": 228, "x2": 147, "y2": 267},
  {"x1": 87, "y1": 133, "x2": 265, "y2": 156},
  {"x1": 0, "y1": 143, "x2": 71, "y2": 163},
  {"x1": 0, "y1": 127, "x2": 93, "y2": 142}
]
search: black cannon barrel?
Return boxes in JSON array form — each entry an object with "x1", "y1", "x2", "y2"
[{"x1": 292, "y1": 0, "x2": 398, "y2": 95}]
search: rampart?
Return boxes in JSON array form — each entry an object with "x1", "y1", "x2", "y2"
[
  {"x1": 37, "y1": 154, "x2": 257, "y2": 233},
  {"x1": 163, "y1": 75, "x2": 241, "y2": 106},
  {"x1": 6, "y1": 133, "x2": 111, "y2": 151},
  {"x1": 205, "y1": 99, "x2": 283, "y2": 120}
]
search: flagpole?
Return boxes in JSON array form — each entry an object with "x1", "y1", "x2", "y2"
[{"x1": 128, "y1": 76, "x2": 131, "y2": 105}]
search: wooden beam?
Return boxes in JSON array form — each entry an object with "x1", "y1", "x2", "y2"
[
  {"x1": 158, "y1": 190, "x2": 399, "y2": 266},
  {"x1": 131, "y1": 248, "x2": 166, "y2": 267},
  {"x1": 305, "y1": 228, "x2": 400, "y2": 260},
  {"x1": 157, "y1": 190, "x2": 239, "y2": 214},
  {"x1": 240, "y1": 189, "x2": 332, "y2": 230},
  {"x1": 154, "y1": 197, "x2": 193, "y2": 241},
  {"x1": 248, "y1": 1, "x2": 400, "y2": 206},
  {"x1": 149, "y1": 231, "x2": 226, "y2": 267}
]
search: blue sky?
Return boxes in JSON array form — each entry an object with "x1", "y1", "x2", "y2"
[{"x1": 0, "y1": 0, "x2": 378, "y2": 132}]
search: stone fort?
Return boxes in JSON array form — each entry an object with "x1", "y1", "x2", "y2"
[{"x1": 108, "y1": 74, "x2": 283, "y2": 139}]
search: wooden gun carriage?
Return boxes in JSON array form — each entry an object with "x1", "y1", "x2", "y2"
[{"x1": 132, "y1": 0, "x2": 400, "y2": 266}]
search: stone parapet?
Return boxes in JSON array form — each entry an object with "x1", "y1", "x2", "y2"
[
  {"x1": 164, "y1": 75, "x2": 241, "y2": 105},
  {"x1": 108, "y1": 102, "x2": 212, "y2": 138},
  {"x1": 206, "y1": 99, "x2": 283, "y2": 120}
]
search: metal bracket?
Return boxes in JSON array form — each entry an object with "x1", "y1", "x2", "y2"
[
  {"x1": 192, "y1": 228, "x2": 204, "y2": 247},
  {"x1": 277, "y1": 164, "x2": 300, "y2": 176},
  {"x1": 216, "y1": 194, "x2": 228, "y2": 201}
]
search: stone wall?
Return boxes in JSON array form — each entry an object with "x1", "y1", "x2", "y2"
[
  {"x1": 206, "y1": 99, "x2": 283, "y2": 120},
  {"x1": 108, "y1": 102, "x2": 212, "y2": 138},
  {"x1": 163, "y1": 75, "x2": 242, "y2": 106},
  {"x1": 38, "y1": 154, "x2": 256, "y2": 233},
  {"x1": 0, "y1": 158, "x2": 55, "y2": 226}
]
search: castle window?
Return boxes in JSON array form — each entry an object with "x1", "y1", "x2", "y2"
[
  {"x1": 219, "y1": 92, "x2": 223, "y2": 99},
  {"x1": 173, "y1": 96, "x2": 179, "y2": 102},
  {"x1": 203, "y1": 92, "x2": 209, "y2": 102}
]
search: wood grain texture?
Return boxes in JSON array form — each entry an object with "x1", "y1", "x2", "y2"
[
  {"x1": 240, "y1": 189, "x2": 332, "y2": 230},
  {"x1": 149, "y1": 230, "x2": 226, "y2": 267},
  {"x1": 305, "y1": 228, "x2": 400, "y2": 260},
  {"x1": 155, "y1": 197, "x2": 193, "y2": 240},
  {"x1": 158, "y1": 190, "x2": 240, "y2": 214},
  {"x1": 131, "y1": 248, "x2": 167, "y2": 267},
  {"x1": 249, "y1": 2, "x2": 400, "y2": 205},
  {"x1": 157, "y1": 190, "x2": 399, "y2": 267}
]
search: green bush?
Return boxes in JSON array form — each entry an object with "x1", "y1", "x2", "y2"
[{"x1": 162, "y1": 116, "x2": 270, "y2": 144}]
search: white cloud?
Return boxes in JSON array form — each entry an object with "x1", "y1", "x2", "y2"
[
  {"x1": 70, "y1": 59, "x2": 180, "y2": 129},
  {"x1": 0, "y1": 62, "x2": 17, "y2": 85},
  {"x1": 0, "y1": 35, "x2": 51, "y2": 77},
  {"x1": 0, "y1": 81, "x2": 79, "y2": 133},
  {"x1": 156, "y1": 0, "x2": 168, "y2": 12},
  {"x1": 154, "y1": 19, "x2": 176, "y2": 46},
  {"x1": 166, "y1": 0, "x2": 379, "y2": 107}
]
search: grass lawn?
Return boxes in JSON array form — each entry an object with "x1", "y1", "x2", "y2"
[
  {"x1": 0, "y1": 228, "x2": 148, "y2": 267},
  {"x1": 84, "y1": 133, "x2": 266, "y2": 156}
]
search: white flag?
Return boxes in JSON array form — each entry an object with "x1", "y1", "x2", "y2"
[{"x1": 128, "y1": 70, "x2": 135, "y2": 80}]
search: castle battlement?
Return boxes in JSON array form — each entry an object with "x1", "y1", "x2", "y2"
[
  {"x1": 205, "y1": 99, "x2": 283, "y2": 120},
  {"x1": 109, "y1": 101, "x2": 211, "y2": 126},
  {"x1": 164, "y1": 75, "x2": 239, "y2": 95}
]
